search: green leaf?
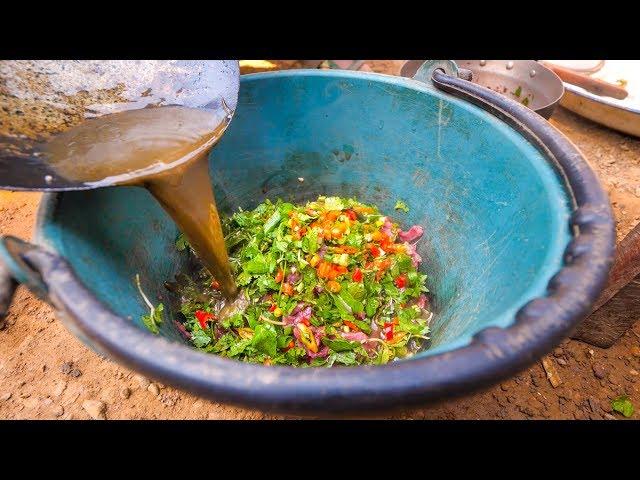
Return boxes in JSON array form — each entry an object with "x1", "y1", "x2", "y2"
[
  {"x1": 395, "y1": 254, "x2": 413, "y2": 273},
  {"x1": 255, "y1": 274, "x2": 280, "y2": 293},
  {"x1": 229, "y1": 338, "x2": 252, "y2": 356},
  {"x1": 245, "y1": 254, "x2": 269, "y2": 274},
  {"x1": 302, "y1": 229, "x2": 318, "y2": 254},
  {"x1": 277, "y1": 335, "x2": 293, "y2": 349},
  {"x1": 278, "y1": 202, "x2": 295, "y2": 216},
  {"x1": 394, "y1": 200, "x2": 409, "y2": 213},
  {"x1": 245, "y1": 306, "x2": 260, "y2": 329},
  {"x1": 350, "y1": 318, "x2": 372, "y2": 334},
  {"x1": 274, "y1": 240, "x2": 289, "y2": 252},
  {"x1": 191, "y1": 325, "x2": 212, "y2": 348},
  {"x1": 612, "y1": 395, "x2": 635, "y2": 417},
  {"x1": 345, "y1": 232, "x2": 364, "y2": 248},
  {"x1": 208, "y1": 333, "x2": 234, "y2": 353},
  {"x1": 251, "y1": 324, "x2": 277, "y2": 357},
  {"x1": 333, "y1": 351, "x2": 357, "y2": 365},
  {"x1": 322, "y1": 337, "x2": 359, "y2": 352},
  {"x1": 339, "y1": 288, "x2": 364, "y2": 314},
  {"x1": 284, "y1": 347, "x2": 306, "y2": 363},
  {"x1": 376, "y1": 345, "x2": 392, "y2": 365},
  {"x1": 233, "y1": 211, "x2": 260, "y2": 228},
  {"x1": 365, "y1": 297, "x2": 379, "y2": 318},
  {"x1": 221, "y1": 313, "x2": 244, "y2": 329},
  {"x1": 263, "y1": 210, "x2": 282, "y2": 233},
  {"x1": 236, "y1": 271, "x2": 253, "y2": 286},
  {"x1": 324, "y1": 196, "x2": 345, "y2": 211},
  {"x1": 141, "y1": 314, "x2": 159, "y2": 334},
  {"x1": 332, "y1": 293, "x2": 353, "y2": 317},
  {"x1": 347, "y1": 281, "x2": 365, "y2": 301},
  {"x1": 141, "y1": 303, "x2": 164, "y2": 334},
  {"x1": 397, "y1": 306, "x2": 427, "y2": 335},
  {"x1": 175, "y1": 233, "x2": 190, "y2": 251}
]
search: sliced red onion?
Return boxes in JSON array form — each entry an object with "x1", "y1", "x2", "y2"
[
  {"x1": 381, "y1": 217, "x2": 394, "y2": 238},
  {"x1": 341, "y1": 331, "x2": 368, "y2": 342},
  {"x1": 307, "y1": 346, "x2": 330, "y2": 359},
  {"x1": 370, "y1": 320, "x2": 381, "y2": 338},
  {"x1": 341, "y1": 331, "x2": 377, "y2": 353},
  {"x1": 286, "y1": 271, "x2": 301, "y2": 284},
  {"x1": 318, "y1": 245, "x2": 328, "y2": 258},
  {"x1": 213, "y1": 324, "x2": 225, "y2": 340},
  {"x1": 404, "y1": 241, "x2": 422, "y2": 268},
  {"x1": 313, "y1": 285, "x2": 324, "y2": 295},
  {"x1": 414, "y1": 294, "x2": 428, "y2": 309},
  {"x1": 283, "y1": 305, "x2": 313, "y2": 326},
  {"x1": 398, "y1": 225, "x2": 424, "y2": 243},
  {"x1": 174, "y1": 320, "x2": 192, "y2": 340},
  {"x1": 291, "y1": 302, "x2": 304, "y2": 315}
]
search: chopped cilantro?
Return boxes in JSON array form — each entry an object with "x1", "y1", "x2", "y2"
[
  {"x1": 157, "y1": 196, "x2": 433, "y2": 366},
  {"x1": 394, "y1": 200, "x2": 409, "y2": 213}
]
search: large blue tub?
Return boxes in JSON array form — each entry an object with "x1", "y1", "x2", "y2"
[{"x1": 0, "y1": 69, "x2": 615, "y2": 414}]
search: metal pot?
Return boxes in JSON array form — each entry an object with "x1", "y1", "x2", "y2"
[{"x1": 401, "y1": 60, "x2": 565, "y2": 119}]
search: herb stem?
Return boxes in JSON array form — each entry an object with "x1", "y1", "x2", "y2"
[
  {"x1": 259, "y1": 315, "x2": 286, "y2": 326},
  {"x1": 135, "y1": 273, "x2": 155, "y2": 314}
]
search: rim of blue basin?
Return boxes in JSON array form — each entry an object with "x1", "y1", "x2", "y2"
[{"x1": 31, "y1": 69, "x2": 615, "y2": 415}]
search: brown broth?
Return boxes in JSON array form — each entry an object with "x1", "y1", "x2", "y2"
[{"x1": 43, "y1": 105, "x2": 237, "y2": 298}]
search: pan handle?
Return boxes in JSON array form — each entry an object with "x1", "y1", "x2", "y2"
[
  {"x1": 0, "y1": 236, "x2": 61, "y2": 326},
  {"x1": 410, "y1": 60, "x2": 473, "y2": 83}
]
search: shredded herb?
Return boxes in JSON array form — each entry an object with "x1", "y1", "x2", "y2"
[
  {"x1": 394, "y1": 200, "x2": 409, "y2": 213},
  {"x1": 154, "y1": 196, "x2": 433, "y2": 367},
  {"x1": 175, "y1": 232, "x2": 190, "y2": 251},
  {"x1": 612, "y1": 395, "x2": 634, "y2": 417}
]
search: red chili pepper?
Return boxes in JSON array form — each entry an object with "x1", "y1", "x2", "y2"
[
  {"x1": 394, "y1": 274, "x2": 407, "y2": 289},
  {"x1": 344, "y1": 209, "x2": 357, "y2": 221},
  {"x1": 300, "y1": 318, "x2": 311, "y2": 327},
  {"x1": 195, "y1": 310, "x2": 214, "y2": 329},
  {"x1": 274, "y1": 269, "x2": 284, "y2": 283},
  {"x1": 383, "y1": 321, "x2": 395, "y2": 340},
  {"x1": 344, "y1": 320, "x2": 360, "y2": 331},
  {"x1": 352, "y1": 268, "x2": 363, "y2": 282},
  {"x1": 269, "y1": 304, "x2": 277, "y2": 312},
  {"x1": 211, "y1": 280, "x2": 221, "y2": 290},
  {"x1": 282, "y1": 282, "x2": 294, "y2": 296},
  {"x1": 369, "y1": 245, "x2": 381, "y2": 258}
]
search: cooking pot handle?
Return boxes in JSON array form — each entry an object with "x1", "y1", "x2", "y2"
[
  {"x1": 411, "y1": 60, "x2": 473, "y2": 83},
  {"x1": 0, "y1": 236, "x2": 64, "y2": 325}
]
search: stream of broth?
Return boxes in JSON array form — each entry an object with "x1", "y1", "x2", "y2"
[{"x1": 43, "y1": 105, "x2": 237, "y2": 298}]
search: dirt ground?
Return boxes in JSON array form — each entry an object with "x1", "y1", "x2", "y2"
[{"x1": 1, "y1": 61, "x2": 639, "y2": 420}]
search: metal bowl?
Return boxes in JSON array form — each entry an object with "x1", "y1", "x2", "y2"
[{"x1": 401, "y1": 60, "x2": 565, "y2": 119}]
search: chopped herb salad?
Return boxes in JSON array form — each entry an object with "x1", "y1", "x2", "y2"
[{"x1": 147, "y1": 196, "x2": 433, "y2": 367}]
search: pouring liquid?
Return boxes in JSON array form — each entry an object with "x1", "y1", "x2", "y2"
[{"x1": 42, "y1": 105, "x2": 237, "y2": 298}]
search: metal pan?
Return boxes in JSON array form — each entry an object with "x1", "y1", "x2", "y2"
[
  {"x1": 550, "y1": 60, "x2": 640, "y2": 138},
  {"x1": 401, "y1": 60, "x2": 565, "y2": 119}
]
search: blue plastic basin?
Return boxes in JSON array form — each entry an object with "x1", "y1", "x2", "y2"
[{"x1": 29, "y1": 70, "x2": 614, "y2": 413}]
